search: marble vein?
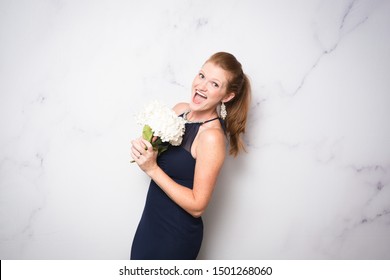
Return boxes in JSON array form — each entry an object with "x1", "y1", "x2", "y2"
[{"x1": 290, "y1": 0, "x2": 372, "y2": 96}]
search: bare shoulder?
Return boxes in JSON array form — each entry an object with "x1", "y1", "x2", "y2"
[
  {"x1": 194, "y1": 126, "x2": 226, "y2": 166},
  {"x1": 172, "y1": 102, "x2": 189, "y2": 115},
  {"x1": 196, "y1": 126, "x2": 226, "y2": 155}
]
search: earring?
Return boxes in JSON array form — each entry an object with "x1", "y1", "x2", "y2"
[{"x1": 220, "y1": 102, "x2": 227, "y2": 120}]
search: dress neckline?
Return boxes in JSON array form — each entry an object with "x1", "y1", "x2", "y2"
[{"x1": 182, "y1": 111, "x2": 219, "y2": 124}]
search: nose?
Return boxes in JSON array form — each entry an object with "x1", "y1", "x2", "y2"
[{"x1": 198, "y1": 79, "x2": 208, "y2": 91}]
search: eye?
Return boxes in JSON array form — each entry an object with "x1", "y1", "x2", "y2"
[
  {"x1": 212, "y1": 82, "x2": 219, "y2": 88},
  {"x1": 199, "y1": 73, "x2": 205, "y2": 79}
]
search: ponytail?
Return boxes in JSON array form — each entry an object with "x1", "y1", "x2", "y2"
[
  {"x1": 206, "y1": 52, "x2": 252, "y2": 157},
  {"x1": 225, "y1": 74, "x2": 251, "y2": 157}
]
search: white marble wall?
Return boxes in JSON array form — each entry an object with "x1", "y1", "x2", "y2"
[{"x1": 1, "y1": 0, "x2": 389, "y2": 259}]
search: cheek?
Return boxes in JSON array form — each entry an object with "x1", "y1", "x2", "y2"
[
  {"x1": 208, "y1": 88, "x2": 223, "y2": 100},
  {"x1": 212, "y1": 87, "x2": 225, "y2": 96},
  {"x1": 192, "y1": 77, "x2": 198, "y2": 87}
]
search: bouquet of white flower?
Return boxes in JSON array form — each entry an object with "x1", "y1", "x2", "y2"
[{"x1": 134, "y1": 100, "x2": 186, "y2": 158}]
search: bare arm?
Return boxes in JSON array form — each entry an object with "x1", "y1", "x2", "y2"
[{"x1": 131, "y1": 128, "x2": 226, "y2": 217}]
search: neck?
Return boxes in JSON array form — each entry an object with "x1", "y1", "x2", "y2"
[{"x1": 186, "y1": 110, "x2": 218, "y2": 123}]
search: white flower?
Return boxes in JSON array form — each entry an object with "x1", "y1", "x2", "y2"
[{"x1": 136, "y1": 100, "x2": 186, "y2": 150}]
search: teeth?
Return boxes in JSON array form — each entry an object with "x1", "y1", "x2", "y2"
[{"x1": 196, "y1": 90, "x2": 207, "y2": 98}]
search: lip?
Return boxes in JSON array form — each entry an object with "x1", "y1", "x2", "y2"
[
  {"x1": 195, "y1": 90, "x2": 207, "y2": 99},
  {"x1": 192, "y1": 89, "x2": 208, "y2": 105}
]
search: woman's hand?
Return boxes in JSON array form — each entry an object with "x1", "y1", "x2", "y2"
[{"x1": 131, "y1": 137, "x2": 158, "y2": 175}]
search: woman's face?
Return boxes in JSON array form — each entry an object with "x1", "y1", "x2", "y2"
[{"x1": 190, "y1": 62, "x2": 233, "y2": 114}]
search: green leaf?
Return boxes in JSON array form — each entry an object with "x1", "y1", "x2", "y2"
[
  {"x1": 142, "y1": 125, "x2": 153, "y2": 142},
  {"x1": 158, "y1": 146, "x2": 168, "y2": 155},
  {"x1": 152, "y1": 138, "x2": 162, "y2": 150},
  {"x1": 141, "y1": 124, "x2": 169, "y2": 157}
]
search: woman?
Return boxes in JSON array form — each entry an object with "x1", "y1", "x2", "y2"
[{"x1": 130, "y1": 52, "x2": 251, "y2": 259}]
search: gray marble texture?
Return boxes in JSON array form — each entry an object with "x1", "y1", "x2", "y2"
[{"x1": 0, "y1": 0, "x2": 389, "y2": 259}]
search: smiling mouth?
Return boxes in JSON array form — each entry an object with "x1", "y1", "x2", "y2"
[
  {"x1": 193, "y1": 90, "x2": 207, "y2": 104},
  {"x1": 195, "y1": 90, "x2": 207, "y2": 99}
]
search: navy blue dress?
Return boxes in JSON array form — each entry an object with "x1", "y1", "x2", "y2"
[{"x1": 130, "y1": 114, "x2": 221, "y2": 260}]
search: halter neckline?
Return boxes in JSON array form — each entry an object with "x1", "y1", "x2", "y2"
[{"x1": 182, "y1": 111, "x2": 219, "y2": 124}]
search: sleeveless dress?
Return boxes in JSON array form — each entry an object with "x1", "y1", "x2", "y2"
[{"x1": 130, "y1": 113, "x2": 222, "y2": 260}]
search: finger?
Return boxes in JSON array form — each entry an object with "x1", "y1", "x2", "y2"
[
  {"x1": 132, "y1": 138, "x2": 143, "y2": 146},
  {"x1": 130, "y1": 151, "x2": 139, "y2": 162},
  {"x1": 140, "y1": 138, "x2": 153, "y2": 151},
  {"x1": 133, "y1": 138, "x2": 148, "y2": 151},
  {"x1": 137, "y1": 137, "x2": 149, "y2": 150},
  {"x1": 131, "y1": 146, "x2": 142, "y2": 158},
  {"x1": 132, "y1": 139, "x2": 146, "y2": 154}
]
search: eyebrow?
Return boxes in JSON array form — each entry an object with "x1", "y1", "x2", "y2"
[{"x1": 200, "y1": 69, "x2": 223, "y2": 85}]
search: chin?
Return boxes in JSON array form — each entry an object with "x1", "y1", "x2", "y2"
[{"x1": 188, "y1": 102, "x2": 200, "y2": 112}]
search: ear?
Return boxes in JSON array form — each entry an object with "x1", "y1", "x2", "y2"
[{"x1": 222, "y1": 92, "x2": 235, "y2": 103}]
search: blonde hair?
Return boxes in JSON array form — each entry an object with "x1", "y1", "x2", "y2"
[{"x1": 206, "y1": 52, "x2": 251, "y2": 157}]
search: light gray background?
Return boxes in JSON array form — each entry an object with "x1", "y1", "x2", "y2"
[{"x1": 1, "y1": 0, "x2": 389, "y2": 259}]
